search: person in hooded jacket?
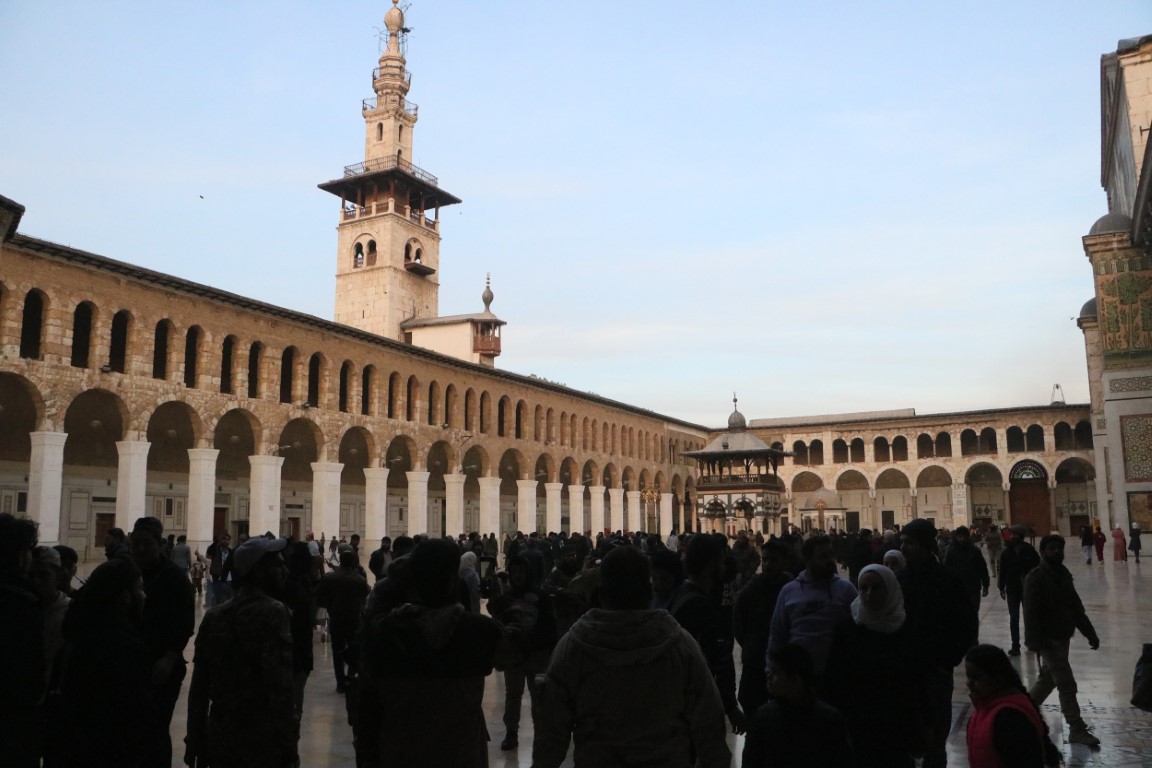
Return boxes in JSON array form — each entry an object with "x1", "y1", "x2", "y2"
[
  {"x1": 824, "y1": 563, "x2": 922, "y2": 767},
  {"x1": 532, "y1": 546, "x2": 729, "y2": 768}
]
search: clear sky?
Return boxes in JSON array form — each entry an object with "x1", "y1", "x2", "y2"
[{"x1": 2, "y1": 1, "x2": 1148, "y2": 427}]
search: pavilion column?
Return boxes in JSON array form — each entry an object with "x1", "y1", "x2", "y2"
[
  {"x1": 567, "y1": 484, "x2": 585, "y2": 534},
  {"x1": 659, "y1": 492, "x2": 673, "y2": 536},
  {"x1": 516, "y1": 479, "x2": 538, "y2": 534},
  {"x1": 115, "y1": 440, "x2": 151, "y2": 531},
  {"x1": 186, "y1": 448, "x2": 219, "y2": 552},
  {"x1": 1048, "y1": 480, "x2": 1058, "y2": 534},
  {"x1": 363, "y1": 467, "x2": 390, "y2": 545},
  {"x1": 544, "y1": 482, "x2": 564, "y2": 534},
  {"x1": 626, "y1": 490, "x2": 641, "y2": 533},
  {"x1": 444, "y1": 473, "x2": 466, "y2": 536},
  {"x1": 608, "y1": 488, "x2": 625, "y2": 533},
  {"x1": 406, "y1": 471, "x2": 430, "y2": 537},
  {"x1": 311, "y1": 462, "x2": 343, "y2": 541},
  {"x1": 589, "y1": 486, "x2": 606, "y2": 535},
  {"x1": 28, "y1": 432, "x2": 67, "y2": 545},
  {"x1": 248, "y1": 455, "x2": 284, "y2": 539},
  {"x1": 479, "y1": 477, "x2": 502, "y2": 536},
  {"x1": 1002, "y1": 482, "x2": 1012, "y2": 526}
]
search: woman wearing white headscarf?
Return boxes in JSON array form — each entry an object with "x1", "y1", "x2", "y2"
[
  {"x1": 824, "y1": 564, "x2": 923, "y2": 767},
  {"x1": 458, "y1": 551, "x2": 481, "y2": 613}
]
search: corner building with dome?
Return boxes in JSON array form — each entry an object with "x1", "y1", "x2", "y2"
[{"x1": 0, "y1": 5, "x2": 1129, "y2": 555}]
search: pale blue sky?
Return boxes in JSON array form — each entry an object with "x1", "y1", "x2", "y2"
[{"x1": 2, "y1": 2, "x2": 1148, "y2": 426}]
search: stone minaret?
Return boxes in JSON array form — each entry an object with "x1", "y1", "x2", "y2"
[{"x1": 319, "y1": 0, "x2": 461, "y2": 340}]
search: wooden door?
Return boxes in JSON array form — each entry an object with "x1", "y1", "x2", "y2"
[
  {"x1": 213, "y1": 507, "x2": 228, "y2": 539},
  {"x1": 94, "y1": 513, "x2": 116, "y2": 548},
  {"x1": 1009, "y1": 480, "x2": 1050, "y2": 537}
]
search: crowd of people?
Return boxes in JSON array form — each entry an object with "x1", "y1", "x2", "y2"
[{"x1": 0, "y1": 511, "x2": 1114, "y2": 767}]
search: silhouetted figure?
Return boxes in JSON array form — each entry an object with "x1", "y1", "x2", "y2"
[
  {"x1": 185, "y1": 537, "x2": 299, "y2": 768},
  {"x1": 0, "y1": 514, "x2": 43, "y2": 768}
]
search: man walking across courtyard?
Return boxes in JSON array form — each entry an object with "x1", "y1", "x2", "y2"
[{"x1": 1024, "y1": 534, "x2": 1101, "y2": 746}]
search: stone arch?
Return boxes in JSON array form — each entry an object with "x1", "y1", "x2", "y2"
[
  {"x1": 360, "y1": 365, "x2": 376, "y2": 416},
  {"x1": 916, "y1": 465, "x2": 952, "y2": 487},
  {"x1": 145, "y1": 401, "x2": 202, "y2": 473},
  {"x1": 581, "y1": 459, "x2": 600, "y2": 486},
  {"x1": 498, "y1": 448, "x2": 529, "y2": 481},
  {"x1": 338, "y1": 427, "x2": 375, "y2": 486},
  {"x1": 515, "y1": 400, "x2": 529, "y2": 440},
  {"x1": 792, "y1": 440, "x2": 809, "y2": 466},
  {"x1": 850, "y1": 438, "x2": 865, "y2": 462},
  {"x1": 280, "y1": 346, "x2": 299, "y2": 404},
  {"x1": 1055, "y1": 457, "x2": 1094, "y2": 483},
  {"x1": 875, "y1": 468, "x2": 910, "y2": 489},
  {"x1": 19, "y1": 288, "x2": 48, "y2": 360},
  {"x1": 534, "y1": 453, "x2": 556, "y2": 483},
  {"x1": 497, "y1": 395, "x2": 512, "y2": 437},
  {"x1": 1073, "y1": 421, "x2": 1093, "y2": 450},
  {"x1": 212, "y1": 408, "x2": 261, "y2": 480},
  {"x1": 916, "y1": 433, "x2": 935, "y2": 459},
  {"x1": 70, "y1": 300, "x2": 97, "y2": 369},
  {"x1": 1009, "y1": 459, "x2": 1049, "y2": 482},
  {"x1": 535, "y1": 405, "x2": 546, "y2": 442},
  {"x1": 443, "y1": 383, "x2": 458, "y2": 428},
  {"x1": 463, "y1": 387, "x2": 477, "y2": 431},
  {"x1": 479, "y1": 391, "x2": 492, "y2": 434},
  {"x1": 638, "y1": 468, "x2": 653, "y2": 488},
  {"x1": 835, "y1": 469, "x2": 869, "y2": 490},
  {"x1": 63, "y1": 389, "x2": 129, "y2": 468},
  {"x1": 791, "y1": 471, "x2": 823, "y2": 493},
  {"x1": 385, "y1": 435, "x2": 418, "y2": 487},
  {"x1": 461, "y1": 444, "x2": 490, "y2": 477},
  {"x1": 427, "y1": 380, "x2": 442, "y2": 427},
  {"x1": 621, "y1": 466, "x2": 636, "y2": 491},
  {"x1": 965, "y1": 461, "x2": 1003, "y2": 486},
  {"x1": 874, "y1": 436, "x2": 890, "y2": 463},
  {"x1": 338, "y1": 360, "x2": 354, "y2": 413},
  {"x1": 277, "y1": 418, "x2": 323, "y2": 483},
  {"x1": 425, "y1": 440, "x2": 453, "y2": 494},
  {"x1": 601, "y1": 462, "x2": 620, "y2": 489},
  {"x1": 891, "y1": 435, "x2": 908, "y2": 462},
  {"x1": 405, "y1": 375, "x2": 421, "y2": 422},
  {"x1": 559, "y1": 457, "x2": 580, "y2": 485},
  {"x1": 935, "y1": 432, "x2": 952, "y2": 457},
  {"x1": 1025, "y1": 424, "x2": 1045, "y2": 452},
  {"x1": 387, "y1": 372, "x2": 403, "y2": 419},
  {"x1": 0, "y1": 373, "x2": 45, "y2": 461},
  {"x1": 832, "y1": 438, "x2": 849, "y2": 463}
]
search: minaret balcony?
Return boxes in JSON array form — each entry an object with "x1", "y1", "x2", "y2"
[
  {"x1": 339, "y1": 201, "x2": 439, "y2": 232},
  {"x1": 473, "y1": 335, "x2": 501, "y2": 355},
  {"x1": 372, "y1": 66, "x2": 412, "y2": 85},
  {"x1": 362, "y1": 95, "x2": 418, "y2": 118},
  {"x1": 342, "y1": 155, "x2": 436, "y2": 185}
]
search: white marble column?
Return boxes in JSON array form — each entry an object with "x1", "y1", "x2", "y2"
[
  {"x1": 659, "y1": 493, "x2": 673, "y2": 536},
  {"x1": 311, "y1": 462, "x2": 343, "y2": 541},
  {"x1": 444, "y1": 473, "x2": 466, "y2": 536},
  {"x1": 544, "y1": 482, "x2": 564, "y2": 534},
  {"x1": 248, "y1": 455, "x2": 284, "y2": 539},
  {"x1": 406, "y1": 471, "x2": 430, "y2": 536},
  {"x1": 479, "y1": 477, "x2": 502, "y2": 536},
  {"x1": 517, "y1": 479, "x2": 538, "y2": 534},
  {"x1": 186, "y1": 448, "x2": 219, "y2": 552},
  {"x1": 28, "y1": 432, "x2": 67, "y2": 545},
  {"x1": 567, "y1": 484, "x2": 585, "y2": 534},
  {"x1": 589, "y1": 485, "x2": 606, "y2": 535},
  {"x1": 608, "y1": 488, "x2": 625, "y2": 533},
  {"x1": 115, "y1": 440, "x2": 151, "y2": 531},
  {"x1": 363, "y1": 467, "x2": 390, "y2": 546},
  {"x1": 626, "y1": 490, "x2": 641, "y2": 533}
]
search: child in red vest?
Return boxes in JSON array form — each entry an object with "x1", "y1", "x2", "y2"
[{"x1": 965, "y1": 644, "x2": 1060, "y2": 767}]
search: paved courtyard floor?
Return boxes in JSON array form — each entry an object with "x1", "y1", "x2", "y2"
[{"x1": 160, "y1": 551, "x2": 1151, "y2": 766}]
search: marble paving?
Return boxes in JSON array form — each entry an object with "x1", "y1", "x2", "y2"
[{"x1": 158, "y1": 551, "x2": 1152, "y2": 766}]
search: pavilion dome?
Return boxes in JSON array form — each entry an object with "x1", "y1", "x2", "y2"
[
  {"x1": 728, "y1": 408, "x2": 747, "y2": 430},
  {"x1": 1088, "y1": 211, "x2": 1132, "y2": 236},
  {"x1": 1079, "y1": 297, "x2": 1097, "y2": 319}
]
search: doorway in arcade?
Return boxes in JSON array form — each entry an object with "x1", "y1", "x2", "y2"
[{"x1": 1009, "y1": 460, "x2": 1050, "y2": 537}]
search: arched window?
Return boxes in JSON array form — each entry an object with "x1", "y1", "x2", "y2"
[
  {"x1": 308, "y1": 353, "x2": 323, "y2": 407},
  {"x1": 361, "y1": 366, "x2": 374, "y2": 416},
  {"x1": 109, "y1": 310, "x2": 129, "y2": 373},
  {"x1": 1025, "y1": 425, "x2": 1045, "y2": 452},
  {"x1": 935, "y1": 432, "x2": 952, "y2": 457},
  {"x1": 398, "y1": 124, "x2": 404, "y2": 143},
  {"x1": 376, "y1": 123, "x2": 383, "y2": 141},
  {"x1": 404, "y1": 243, "x2": 412, "y2": 262},
  {"x1": 339, "y1": 361, "x2": 352, "y2": 413},
  {"x1": 353, "y1": 243, "x2": 364, "y2": 269},
  {"x1": 280, "y1": 347, "x2": 296, "y2": 404},
  {"x1": 479, "y1": 392, "x2": 491, "y2": 434},
  {"x1": 873, "y1": 437, "x2": 890, "y2": 463},
  {"x1": 792, "y1": 441, "x2": 809, "y2": 466},
  {"x1": 366, "y1": 240, "x2": 377, "y2": 267},
  {"x1": 406, "y1": 376, "x2": 418, "y2": 422},
  {"x1": 916, "y1": 434, "x2": 934, "y2": 459},
  {"x1": 427, "y1": 381, "x2": 440, "y2": 426},
  {"x1": 850, "y1": 438, "x2": 865, "y2": 463},
  {"x1": 809, "y1": 439, "x2": 824, "y2": 465},
  {"x1": 248, "y1": 342, "x2": 262, "y2": 398},
  {"x1": 153, "y1": 320, "x2": 172, "y2": 380},
  {"x1": 19, "y1": 290, "x2": 45, "y2": 360},
  {"x1": 220, "y1": 336, "x2": 235, "y2": 394},
  {"x1": 387, "y1": 373, "x2": 401, "y2": 419},
  {"x1": 71, "y1": 302, "x2": 94, "y2": 368},
  {"x1": 978, "y1": 427, "x2": 998, "y2": 454},
  {"x1": 891, "y1": 436, "x2": 908, "y2": 462},
  {"x1": 1073, "y1": 421, "x2": 1093, "y2": 450},
  {"x1": 832, "y1": 439, "x2": 848, "y2": 464},
  {"x1": 465, "y1": 389, "x2": 476, "y2": 431},
  {"x1": 414, "y1": 248, "x2": 422, "y2": 264},
  {"x1": 184, "y1": 326, "x2": 201, "y2": 388},
  {"x1": 497, "y1": 398, "x2": 507, "y2": 437}
]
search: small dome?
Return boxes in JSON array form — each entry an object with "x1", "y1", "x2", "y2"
[
  {"x1": 481, "y1": 274, "x2": 494, "y2": 312},
  {"x1": 1088, "y1": 211, "x2": 1132, "y2": 236},
  {"x1": 728, "y1": 409, "x2": 747, "y2": 430},
  {"x1": 804, "y1": 487, "x2": 841, "y2": 510},
  {"x1": 1079, "y1": 297, "x2": 1097, "y2": 319}
]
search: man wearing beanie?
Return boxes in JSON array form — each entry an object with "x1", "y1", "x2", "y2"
[
  {"x1": 898, "y1": 518, "x2": 978, "y2": 768},
  {"x1": 1024, "y1": 534, "x2": 1101, "y2": 746}
]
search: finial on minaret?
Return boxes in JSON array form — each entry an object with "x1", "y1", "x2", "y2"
[
  {"x1": 482, "y1": 273, "x2": 494, "y2": 312},
  {"x1": 384, "y1": 0, "x2": 405, "y2": 54},
  {"x1": 733, "y1": 392, "x2": 738, "y2": 411}
]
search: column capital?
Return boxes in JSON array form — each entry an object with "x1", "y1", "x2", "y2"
[
  {"x1": 516, "y1": 479, "x2": 539, "y2": 490},
  {"x1": 30, "y1": 431, "x2": 68, "y2": 447},
  {"x1": 250, "y1": 454, "x2": 285, "y2": 470},
  {"x1": 544, "y1": 482, "x2": 565, "y2": 492},
  {"x1": 478, "y1": 476, "x2": 502, "y2": 490},
  {"x1": 444, "y1": 473, "x2": 466, "y2": 487},
  {"x1": 363, "y1": 466, "x2": 390, "y2": 482},
  {"x1": 310, "y1": 461, "x2": 344, "y2": 474},
  {"x1": 115, "y1": 439, "x2": 152, "y2": 456},
  {"x1": 188, "y1": 447, "x2": 220, "y2": 462},
  {"x1": 406, "y1": 470, "x2": 431, "y2": 484},
  {"x1": 589, "y1": 484, "x2": 606, "y2": 494}
]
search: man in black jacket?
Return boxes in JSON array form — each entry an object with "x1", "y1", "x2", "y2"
[
  {"x1": 898, "y1": 518, "x2": 978, "y2": 768},
  {"x1": 997, "y1": 525, "x2": 1040, "y2": 656},
  {"x1": 131, "y1": 516, "x2": 195, "y2": 768},
  {"x1": 943, "y1": 525, "x2": 990, "y2": 613}
]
